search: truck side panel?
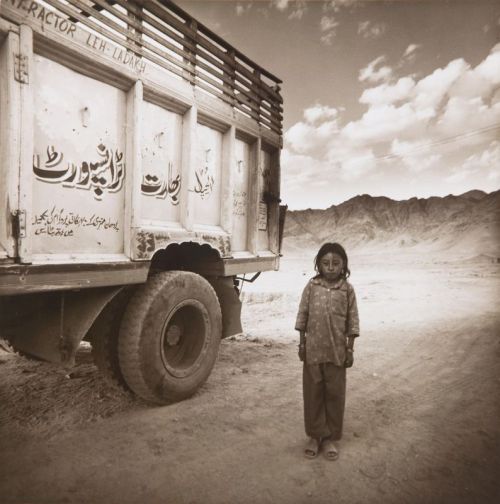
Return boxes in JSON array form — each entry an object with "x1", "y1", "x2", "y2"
[
  {"x1": 140, "y1": 101, "x2": 183, "y2": 226},
  {"x1": 193, "y1": 123, "x2": 223, "y2": 227},
  {"x1": 233, "y1": 138, "x2": 251, "y2": 252},
  {"x1": 0, "y1": 30, "x2": 21, "y2": 260},
  {"x1": 32, "y1": 54, "x2": 127, "y2": 256}
]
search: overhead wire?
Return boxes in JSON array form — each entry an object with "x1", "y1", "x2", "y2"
[{"x1": 374, "y1": 122, "x2": 500, "y2": 161}]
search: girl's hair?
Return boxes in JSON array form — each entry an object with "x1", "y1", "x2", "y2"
[{"x1": 314, "y1": 242, "x2": 351, "y2": 279}]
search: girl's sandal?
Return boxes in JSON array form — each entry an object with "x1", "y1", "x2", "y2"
[
  {"x1": 304, "y1": 438, "x2": 320, "y2": 459},
  {"x1": 323, "y1": 440, "x2": 339, "y2": 461}
]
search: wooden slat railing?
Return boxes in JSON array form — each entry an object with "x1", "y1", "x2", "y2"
[{"x1": 61, "y1": 0, "x2": 283, "y2": 135}]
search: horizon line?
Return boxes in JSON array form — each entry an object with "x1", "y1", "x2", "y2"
[{"x1": 286, "y1": 188, "x2": 499, "y2": 212}]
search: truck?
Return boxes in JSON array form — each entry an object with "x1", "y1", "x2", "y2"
[{"x1": 0, "y1": 0, "x2": 285, "y2": 404}]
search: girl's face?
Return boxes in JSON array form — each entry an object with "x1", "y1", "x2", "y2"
[{"x1": 319, "y1": 252, "x2": 344, "y2": 281}]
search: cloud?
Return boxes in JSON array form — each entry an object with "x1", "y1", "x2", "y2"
[
  {"x1": 265, "y1": 0, "x2": 307, "y2": 19},
  {"x1": 342, "y1": 103, "x2": 434, "y2": 145},
  {"x1": 413, "y1": 58, "x2": 469, "y2": 110},
  {"x1": 273, "y1": 0, "x2": 290, "y2": 11},
  {"x1": 338, "y1": 151, "x2": 377, "y2": 180},
  {"x1": 359, "y1": 56, "x2": 393, "y2": 83},
  {"x1": 288, "y1": 0, "x2": 308, "y2": 19},
  {"x1": 320, "y1": 15, "x2": 338, "y2": 32},
  {"x1": 319, "y1": 14, "x2": 339, "y2": 44},
  {"x1": 321, "y1": 32, "x2": 335, "y2": 46},
  {"x1": 390, "y1": 139, "x2": 442, "y2": 173},
  {"x1": 360, "y1": 77, "x2": 415, "y2": 106},
  {"x1": 402, "y1": 43, "x2": 421, "y2": 64},
  {"x1": 283, "y1": 43, "x2": 500, "y2": 205},
  {"x1": 403, "y1": 44, "x2": 420, "y2": 58},
  {"x1": 323, "y1": 0, "x2": 357, "y2": 13},
  {"x1": 304, "y1": 104, "x2": 340, "y2": 123},
  {"x1": 285, "y1": 105, "x2": 341, "y2": 156},
  {"x1": 235, "y1": 2, "x2": 252, "y2": 16},
  {"x1": 459, "y1": 141, "x2": 500, "y2": 180},
  {"x1": 443, "y1": 141, "x2": 500, "y2": 184},
  {"x1": 358, "y1": 21, "x2": 386, "y2": 39}
]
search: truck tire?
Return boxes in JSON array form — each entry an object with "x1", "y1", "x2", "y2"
[
  {"x1": 89, "y1": 288, "x2": 132, "y2": 389},
  {"x1": 118, "y1": 271, "x2": 222, "y2": 404}
]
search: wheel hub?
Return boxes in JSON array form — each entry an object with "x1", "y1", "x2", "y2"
[
  {"x1": 166, "y1": 324, "x2": 182, "y2": 346},
  {"x1": 160, "y1": 300, "x2": 210, "y2": 378}
]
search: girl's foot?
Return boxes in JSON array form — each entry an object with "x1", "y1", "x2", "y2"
[
  {"x1": 322, "y1": 439, "x2": 339, "y2": 461},
  {"x1": 304, "y1": 437, "x2": 320, "y2": 459}
]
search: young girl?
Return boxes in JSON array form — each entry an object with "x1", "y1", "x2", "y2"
[{"x1": 295, "y1": 242, "x2": 359, "y2": 460}]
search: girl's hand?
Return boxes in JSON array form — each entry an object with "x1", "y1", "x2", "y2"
[
  {"x1": 298, "y1": 343, "x2": 306, "y2": 362},
  {"x1": 344, "y1": 349, "x2": 354, "y2": 368}
]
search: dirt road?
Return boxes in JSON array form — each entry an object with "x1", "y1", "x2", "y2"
[{"x1": 1, "y1": 257, "x2": 499, "y2": 504}]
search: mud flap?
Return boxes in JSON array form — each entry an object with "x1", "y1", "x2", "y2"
[{"x1": 209, "y1": 277, "x2": 243, "y2": 338}]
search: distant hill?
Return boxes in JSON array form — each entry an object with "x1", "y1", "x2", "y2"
[{"x1": 283, "y1": 190, "x2": 500, "y2": 258}]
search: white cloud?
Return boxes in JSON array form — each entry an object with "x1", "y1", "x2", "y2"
[
  {"x1": 445, "y1": 165, "x2": 478, "y2": 184},
  {"x1": 285, "y1": 106, "x2": 340, "y2": 156},
  {"x1": 235, "y1": 3, "x2": 252, "y2": 16},
  {"x1": 321, "y1": 32, "x2": 335, "y2": 46},
  {"x1": 304, "y1": 104, "x2": 339, "y2": 124},
  {"x1": 359, "y1": 56, "x2": 393, "y2": 83},
  {"x1": 339, "y1": 151, "x2": 377, "y2": 180},
  {"x1": 413, "y1": 58, "x2": 468, "y2": 110},
  {"x1": 474, "y1": 44, "x2": 500, "y2": 86},
  {"x1": 360, "y1": 77, "x2": 415, "y2": 106},
  {"x1": 404, "y1": 44, "x2": 420, "y2": 58},
  {"x1": 323, "y1": 0, "x2": 357, "y2": 13},
  {"x1": 342, "y1": 103, "x2": 434, "y2": 144},
  {"x1": 390, "y1": 139, "x2": 442, "y2": 173},
  {"x1": 283, "y1": 43, "x2": 500, "y2": 208},
  {"x1": 319, "y1": 14, "x2": 339, "y2": 44},
  {"x1": 401, "y1": 43, "x2": 421, "y2": 64},
  {"x1": 437, "y1": 96, "x2": 500, "y2": 139},
  {"x1": 461, "y1": 140, "x2": 500, "y2": 174},
  {"x1": 358, "y1": 21, "x2": 386, "y2": 39},
  {"x1": 443, "y1": 141, "x2": 500, "y2": 184},
  {"x1": 320, "y1": 15, "x2": 338, "y2": 32},
  {"x1": 267, "y1": 0, "x2": 307, "y2": 19},
  {"x1": 273, "y1": 0, "x2": 290, "y2": 11},
  {"x1": 288, "y1": 1, "x2": 308, "y2": 19}
]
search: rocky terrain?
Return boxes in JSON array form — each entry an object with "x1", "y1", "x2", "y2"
[{"x1": 283, "y1": 190, "x2": 500, "y2": 258}]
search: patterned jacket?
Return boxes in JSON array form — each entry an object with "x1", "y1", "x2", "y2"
[{"x1": 295, "y1": 276, "x2": 360, "y2": 366}]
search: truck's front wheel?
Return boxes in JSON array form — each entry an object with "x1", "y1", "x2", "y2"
[{"x1": 118, "y1": 271, "x2": 222, "y2": 404}]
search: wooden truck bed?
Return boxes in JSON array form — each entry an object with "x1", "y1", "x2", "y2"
[{"x1": 0, "y1": 0, "x2": 283, "y2": 295}]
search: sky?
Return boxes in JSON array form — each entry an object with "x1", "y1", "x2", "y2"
[{"x1": 176, "y1": 0, "x2": 500, "y2": 209}]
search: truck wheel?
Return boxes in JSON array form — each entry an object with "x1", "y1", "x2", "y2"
[
  {"x1": 118, "y1": 271, "x2": 222, "y2": 404},
  {"x1": 89, "y1": 289, "x2": 132, "y2": 389}
]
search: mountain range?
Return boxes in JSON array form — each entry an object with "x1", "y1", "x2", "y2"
[{"x1": 283, "y1": 190, "x2": 500, "y2": 258}]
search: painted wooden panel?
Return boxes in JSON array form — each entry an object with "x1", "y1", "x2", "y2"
[
  {"x1": 193, "y1": 123, "x2": 222, "y2": 227},
  {"x1": 140, "y1": 101, "x2": 183, "y2": 225},
  {"x1": 232, "y1": 138, "x2": 250, "y2": 251},
  {"x1": 31, "y1": 55, "x2": 126, "y2": 255},
  {"x1": 0, "y1": 32, "x2": 20, "y2": 259},
  {"x1": 258, "y1": 148, "x2": 271, "y2": 251}
]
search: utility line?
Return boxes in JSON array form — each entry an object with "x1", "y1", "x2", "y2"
[{"x1": 375, "y1": 122, "x2": 500, "y2": 161}]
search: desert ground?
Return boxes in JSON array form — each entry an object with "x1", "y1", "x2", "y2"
[{"x1": 1, "y1": 250, "x2": 499, "y2": 504}]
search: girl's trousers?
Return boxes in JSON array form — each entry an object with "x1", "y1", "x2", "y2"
[{"x1": 303, "y1": 362, "x2": 346, "y2": 441}]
